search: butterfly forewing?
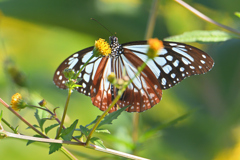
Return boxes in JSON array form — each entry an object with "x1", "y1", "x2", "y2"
[
  {"x1": 53, "y1": 46, "x2": 100, "y2": 96},
  {"x1": 123, "y1": 41, "x2": 214, "y2": 90}
]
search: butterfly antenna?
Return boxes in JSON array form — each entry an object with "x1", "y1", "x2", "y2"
[{"x1": 91, "y1": 18, "x2": 114, "y2": 36}]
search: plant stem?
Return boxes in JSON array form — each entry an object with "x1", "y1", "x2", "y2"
[
  {"x1": 90, "y1": 144, "x2": 150, "y2": 160},
  {"x1": 1, "y1": 118, "x2": 18, "y2": 134},
  {"x1": 55, "y1": 54, "x2": 95, "y2": 139},
  {"x1": 145, "y1": 0, "x2": 159, "y2": 39},
  {"x1": 85, "y1": 91, "x2": 124, "y2": 146},
  {"x1": 132, "y1": 113, "x2": 139, "y2": 144},
  {"x1": 132, "y1": 0, "x2": 159, "y2": 148},
  {"x1": 0, "y1": 98, "x2": 48, "y2": 138},
  {"x1": 55, "y1": 88, "x2": 72, "y2": 139},
  {"x1": 175, "y1": 0, "x2": 240, "y2": 36},
  {"x1": 1, "y1": 130, "x2": 149, "y2": 160},
  {"x1": 74, "y1": 54, "x2": 95, "y2": 79},
  {"x1": 61, "y1": 146, "x2": 78, "y2": 160}
]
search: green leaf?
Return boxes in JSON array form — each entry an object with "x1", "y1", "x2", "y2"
[
  {"x1": 95, "y1": 129, "x2": 110, "y2": 134},
  {"x1": 49, "y1": 143, "x2": 62, "y2": 154},
  {"x1": 85, "y1": 116, "x2": 100, "y2": 128},
  {"x1": 26, "y1": 134, "x2": 43, "y2": 146},
  {"x1": 26, "y1": 124, "x2": 40, "y2": 129},
  {"x1": 79, "y1": 125, "x2": 90, "y2": 137},
  {"x1": 235, "y1": 12, "x2": 240, "y2": 18},
  {"x1": 139, "y1": 113, "x2": 190, "y2": 142},
  {"x1": 34, "y1": 109, "x2": 47, "y2": 132},
  {"x1": 98, "y1": 105, "x2": 130, "y2": 129},
  {"x1": 90, "y1": 137, "x2": 106, "y2": 149},
  {"x1": 164, "y1": 30, "x2": 238, "y2": 42},
  {"x1": 0, "y1": 110, "x2": 3, "y2": 123},
  {"x1": 45, "y1": 123, "x2": 59, "y2": 135},
  {"x1": 61, "y1": 119, "x2": 78, "y2": 141},
  {"x1": 14, "y1": 125, "x2": 19, "y2": 133}
]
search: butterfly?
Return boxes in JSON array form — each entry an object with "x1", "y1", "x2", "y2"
[{"x1": 53, "y1": 36, "x2": 214, "y2": 113}]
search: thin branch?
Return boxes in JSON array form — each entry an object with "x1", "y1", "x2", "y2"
[
  {"x1": 145, "y1": 0, "x2": 159, "y2": 39},
  {"x1": 0, "y1": 98, "x2": 48, "y2": 138},
  {"x1": 175, "y1": 0, "x2": 240, "y2": 36},
  {"x1": 55, "y1": 88, "x2": 72, "y2": 139},
  {"x1": 28, "y1": 104, "x2": 85, "y2": 145},
  {"x1": 2, "y1": 130, "x2": 149, "y2": 160},
  {"x1": 90, "y1": 144, "x2": 150, "y2": 160}
]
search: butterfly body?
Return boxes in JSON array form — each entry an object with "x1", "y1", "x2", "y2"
[{"x1": 53, "y1": 36, "x2": 214, "y2": 113}]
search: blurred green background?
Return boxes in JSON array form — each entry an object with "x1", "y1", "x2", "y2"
[{"x1": 0, "y1": 0, "x2": 240, "y2": 159}]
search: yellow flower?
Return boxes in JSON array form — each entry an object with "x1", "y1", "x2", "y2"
[
  {"x1": 93, "y1": 38, "x2": 111, "y2": 56},
  {"x1": 10, "y1": 93, "x2": 26, "y2": 111},
  {"x1": 147, "y1": 38, "x2": 163, "y2": 59}
]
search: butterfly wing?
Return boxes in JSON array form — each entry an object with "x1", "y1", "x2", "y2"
[
  {"x1": 53, "y1": 46, "x2": 118, "y2": 113},
  {"x1": 53, "y1": 46, "x2": 101, "y2": 97},
  {"x1": 53, "y1": 40, "x2": 214, "y2": 113},
  {"x1": 122, "y1": 41, "x2": 214, "y2": 90},
  {"x1": 116, "y1": 49, "x2": 162, "y2": 112}
]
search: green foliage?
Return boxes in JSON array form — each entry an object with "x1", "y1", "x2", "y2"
[
  {"x1": 98, "y1": 105, "x2": 130, "y2": 129},
  {"x1": 0, "y1": 110, "x2": 2, "y2": 123},
  {"x1": 235, "y1": 12, "x2": 240, "y2": 18},
  {"x1": 139, "y1": 113, "x2": 190, "y2": 142},
  {"x1": 164, "y1": 30, "x2": 238, "y2": 42},
  {"x1": 45, "y1": 124, "x2": 59, "y2": 135},
  {"x1": 26, "y1": 135, "x2": 43, "y2": 146},
  {"x1": 49, "y1": 143, "x2": 62, "y2": 154},
  {"x1": 61, "y1": 120, "x2": 78, "y2": 141},
  {"x1": 34, "y1": 109, "x2": 48, "y2": 132},
  {"x1": 90, "y1": 137, "x2": 106, "y2": 149}
]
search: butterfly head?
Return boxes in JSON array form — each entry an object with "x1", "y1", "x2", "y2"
[{"x1": 109, "y1": 36, "x2": 123, "y2": 57}]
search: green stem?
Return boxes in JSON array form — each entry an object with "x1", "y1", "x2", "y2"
[
  {"x1": 1, "y1": 118, "x2": 18, "y2": 134},
  {"x1": 55, "y1": 88, "x2": 72, "y2": 139},
  {"x1": 85, "y1": 89, "x2": 125, "y2": 146},
  {"x1": 61, "y1": 146, "x2": 78, "y2": 160},
  {"x1": 145, "y1": 0, "x2": 159, "y2": 39},
  {"x1": 0, "y1": 98, "x2": 48, "y2": 138},
  {"x1": 85, "y1": 58, "x2": 150, "y2": 146}
]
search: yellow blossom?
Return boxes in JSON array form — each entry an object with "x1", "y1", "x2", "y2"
[
  {"x1": 93, "y1": 38, "x2": 111, "y2": 56},
  {"x1": 10, "y1": 93, "x2": 26, "y2": 111},
  {"x1": 147, "y1": 38, "x2": 163, "y2": 59}
]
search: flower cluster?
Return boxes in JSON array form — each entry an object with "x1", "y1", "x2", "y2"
[
  {"x1": 107, "y1": 72, "x2": 129, "y2": 89},
  {"x1": 10, "y1": 93, "x2": 26, "y2": 111},
  {"x1": 147, "y1": 38, "x2": 163, "y2": 59},
  {"x1": 93, "y1": 38, "x2": 111, "y2": 57}
]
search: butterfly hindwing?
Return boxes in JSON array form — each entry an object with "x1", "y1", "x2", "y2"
[{"x1": 118, "y1": 49, "x2": 162, "y2": 112}]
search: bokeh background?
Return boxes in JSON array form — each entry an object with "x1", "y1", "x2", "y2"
[{"x1": 0, "y1": 0, "x2": 240, "y2": 159}]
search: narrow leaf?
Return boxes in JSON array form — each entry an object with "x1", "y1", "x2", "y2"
[
  {"x1": 139, "y1": 113, "x2": 190, "y2": 142},
  {"x1": 164, "y1": 30, "x2": 238, "y2": 42},
  {"x1": 45, "y1": 123, "x2": 59, "y2": 135},
  {"x1": 26, "y1": 134, "x2": 43, "y2": 146},
  {"x1": 61, "y1": 119, "x2": 78, "y2": 141},
  {"x1": 98, "y1": 105, "x2": 129, "y2": 129},
  {"x1": 26, "y1": 124, "x2": 40, "y2": 129},
  {"x1": 90, "y1": 137, "x2": 106, "y2": 149},
  {"x1": 95, "y1": 129, "x2": 110, "y2": 134},
  {"x1": 0, "y1": 110, "x2": 3, "y2": 123},
  {"x1": 235, "y1": 12, "x2": 240, "y2": 18},
  {"x1": 85, "y1": 116, "x2": 100, "y2": 128},
  {"x1": 34, "y1": 109, "x2": 47, "y2": 132},
  {"x1": 49, "y1": 143, "x2": 62, "y2": 154}
]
